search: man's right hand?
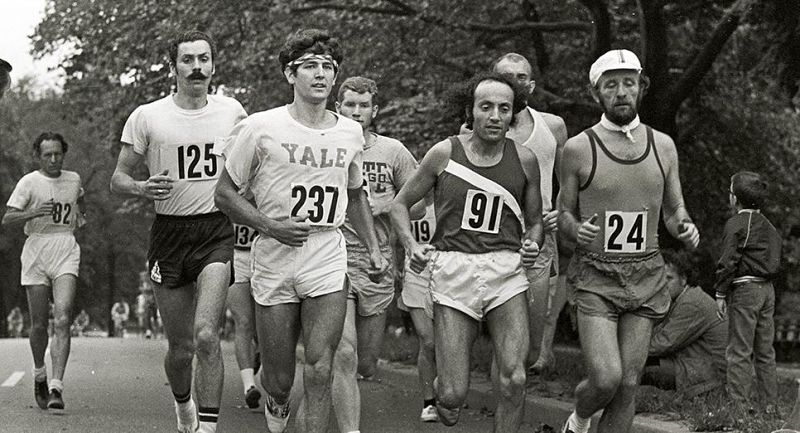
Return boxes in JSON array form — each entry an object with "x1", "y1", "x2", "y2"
[
  {"x1": 269, "y1": 214, "x2": 312, "y2": 247},
  {"x1": 408, "y1": 243, "x2": 436, "y2": 274},
  {"x1": 576, "y1": 213, "x2": 600, "y2": 247},
  {"x1": 140, "y1": 169, "x2": 174, "y2": 201},
  {"x1": 37, "y1": 199, "x2": 55, "y2": 217}
]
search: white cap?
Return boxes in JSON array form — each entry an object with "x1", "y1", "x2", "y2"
[{"x1": 589, "y1": 49, "x2": 641, "y2": 86}]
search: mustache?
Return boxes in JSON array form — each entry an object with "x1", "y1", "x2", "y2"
[{"x1": 187, "y1": 71, "x2": 208, "y2": 80}]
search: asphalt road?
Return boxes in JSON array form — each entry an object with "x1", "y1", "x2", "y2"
[{"x1": 0, "y1": 337, "x2": 502, "y2": 432}]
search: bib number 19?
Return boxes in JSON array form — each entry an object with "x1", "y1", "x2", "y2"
[
  {"x1": 604, "y1": 211, "x2": 646, "y2": 253},
  {"x1": 461, "y1": 189, "x2": 503, "y2": 234},
  {"x1": 291, "y1": 184, "x2": 340, "y2": 226}
]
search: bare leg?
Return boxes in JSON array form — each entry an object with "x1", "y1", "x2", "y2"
[
  {"x1": 331, "y1": 299, "x2": 360, "y2": 432},
  {"x1": 256, "y1": 303, "x2": 301, "y2": 403},
  {"x1": 26, "y1": 285, "x2": 51, "y2": 370},
  {"x1": 526, "y1": 271, "x2": 550, "y2": 366},
  {"x1": 409, "y1": 308, "x2": 436, "y2": 401},
  {"x1": 533, "y1": 274, "x2": 566, "y2": 371},
  {"x1": 434, "y1": 304, "x2": 478, "y2": 423},
  {"x1": 300, "y1": 288, "x2": 349, "y2": 433},
  {"x1": 573, "y1": 314, "x2": 621, "y2": 419},
  {"x1": 596, "y1": 314, "x2": 653, "y2": 433},
  {"x1": 486, "y1": 293, "x2": 529, "y2": 433},
  {"x1": 153, "y1": 283, "x2": 196, "y2": 398},
  {"x1": 50, "y1": 274, "x2": 77, "y2": 382},
  {"x1": 193, "y1": 262, "x2": 230, "y2": 407},
  {"x1": 227, "y1": 282, "x2": 256, "y2": 374}
]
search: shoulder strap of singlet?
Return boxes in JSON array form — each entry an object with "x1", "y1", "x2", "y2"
[
  {"x1": 647, "y1": 126, "x2": 666, "y2": 182},
  {"x1": 444, "y1": 137, "x2": 525, "y2": 231},
  {"x1": 580, "y1": 129, "x2": 598, "y2": 191}
]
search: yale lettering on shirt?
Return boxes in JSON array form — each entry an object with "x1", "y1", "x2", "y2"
[
  {"x1": 363, "y1": 161, "x2": 388, "y2": 193},
  {"x1": 281, "y1": 143, "x2": 348, "y2": 168}
]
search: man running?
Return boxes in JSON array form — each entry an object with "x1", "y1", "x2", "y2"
[
  {"x1": 214, "y1": 29, "x2": 387, "y2": 433},
  {"x1": 329, "y1": 76, "x2": 420, "y2": 433},
  {"x1": 558, "y1": 49, "x2": 699, "y2": 433},
  {"x1": 390, "y1": 72, "x2": 544, "y2": 432},
  {"x1": 3, "y1": 132, "x2": 85, "y2": 411},
  {"x1": 110, "y1": 30, "x2": 247, "y2": 433},
  {"x1": 492, "y1": 52, "x2": 568, "y2": 372}
]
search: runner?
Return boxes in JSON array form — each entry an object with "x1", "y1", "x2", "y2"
[
  {"x1": 110, "y1": 30, "x2": 247, "y2": 433},
  {"x1": 214, "y1": 29, "x2": 388, "y2": 433},
  {"x1": 390, "y1": 72, "x2": 545, "y2": 432},
  {"x1": 492, "y1": 52, "x2": 568, "y2": 372},
  {"x1": 3, "y1": 131, "x2": 85, "y2": 411},
  {"x1": 111, "y1": 298, "x2": 130, "y2": 337},
  {"x1": 7, "y1": 306, "x2": 24, "y2": 338},
  {"x1": 228, "y1": 221, "x2": 261, "y2": 409},
  {"x1": 397, "y1": 200, "x2": 438, "y2": 422},
  {"x1": 558, "y1": 49, "x2": 699, "y2": 433},
  {"x1": 329, "y1": 76, "x2": 421, "y2": 433}
]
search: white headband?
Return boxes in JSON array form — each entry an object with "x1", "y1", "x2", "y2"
[{"x1": 288, "y1": 53, "x2": 339, "y2": 73}]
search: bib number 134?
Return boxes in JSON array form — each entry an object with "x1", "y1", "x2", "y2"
[
  {"x1": 604, "y1": 211, "x2": 647, "y2": 253},
  {"x1": 461, "y1": 189, "x2": 504, "y2": 234},
  {"x1": 290, "y1": 184, "x2": 339, "y2": 226}
]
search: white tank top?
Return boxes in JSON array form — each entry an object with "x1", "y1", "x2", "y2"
[{"x1": 517, "y1": 108, "x2": 557, "y2": 211}]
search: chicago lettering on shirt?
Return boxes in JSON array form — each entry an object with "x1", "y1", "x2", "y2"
[
  {"x1": 363, "y1": 161, "x2": 388, "y2": 193},
  {"x1": 281, "y1": 143, "x2": 348, "y2": 168}
]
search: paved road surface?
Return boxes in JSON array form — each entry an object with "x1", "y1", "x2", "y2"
[{"x1": 0, "y1": 337, "x2": 503, "y2": 432}]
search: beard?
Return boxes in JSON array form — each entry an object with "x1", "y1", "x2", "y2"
[{"x1": 604, "y1": 102, "x2": 638, "y2": 125}]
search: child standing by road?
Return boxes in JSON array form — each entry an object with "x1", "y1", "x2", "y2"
[{"x1": 715, "y1": 171, "x2": 781, "y2": 413}]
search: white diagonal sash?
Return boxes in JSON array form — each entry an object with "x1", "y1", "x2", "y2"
[{"x1": 444, "y1": 160, "x2": 525, "y2": 231}]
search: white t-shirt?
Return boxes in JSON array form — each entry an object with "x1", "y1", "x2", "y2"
[
  {"x1": 224, "y1": 105, "x2": 364, "y2": 230},
  {"x1": 6, "y1": 170, "x2": 83, "y2": 236},
  {"x1": 120, "y1": 94, "x2": 247, "y2": 216}
]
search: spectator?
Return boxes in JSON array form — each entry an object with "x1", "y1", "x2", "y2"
[
  {"x1": 7, "y1": 306, "x2": 24, "y2": 338},
  {"x1": 111, "y1": 299, "x2": 130, "y2": 337},
  {"x1": 72, "y1": 309, "x2": 89, "y2": 337}
]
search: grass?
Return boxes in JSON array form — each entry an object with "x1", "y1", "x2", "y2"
[{"x1": 381, "y1": 329, "x2": 799, "y2": 432}]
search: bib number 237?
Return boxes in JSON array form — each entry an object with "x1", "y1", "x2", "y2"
[
  {"x1": 604, "y1": 211, "x2": 646, "y2": 253},
  {"x1": 290, "y1": 184, "x2": 340, "y2": 226},
  {"x1": 461, "y1": 189, "x2": 504, "y2": 234}
]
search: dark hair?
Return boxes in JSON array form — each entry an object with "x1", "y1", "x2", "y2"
[
  {"x1": 33, "y1": 132, "x2": 68, "y2": 156},
  {"x1": 491, "y1": 52, "x2": 533, "y2": 75},
  {"x1": 337, "y1": 76, "x2": 378, "y2": 104},
  {"x1": 450, "y1": 72, "x2": 528, "y2": 129},
  {"x1": 279, "y1": 29, "x2": 343, "y2": 74},
  {"x1": 169, "y1": 30, "x2": 217, "y2": 66},
  {"x1": 731, "y1": 171, "x2": 768, "y2": 209}
]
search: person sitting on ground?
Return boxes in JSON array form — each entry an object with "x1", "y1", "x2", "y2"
[{"x1": 643, "y1": 252, "x2": 727, "y2": 398}]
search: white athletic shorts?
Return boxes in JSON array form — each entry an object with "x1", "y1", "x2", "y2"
[
  {"x1": 250, "y1": 229, "x2": 347, "y2": 306},
  {"x1": 430, "y1": 249, "x2": 528, "y2": 320},
  {"x1": 347, "y1": 246, "x2": 395, "y2": 317},
  {"x1": 399, "y1": 260, "x2": 434, "y2": 319},
  {"x1": 233, "y1": 248, "x2": 252, "y2": 284},
  {"x1": 21, "y1": 233, "x2": 80, "y2": 286}
]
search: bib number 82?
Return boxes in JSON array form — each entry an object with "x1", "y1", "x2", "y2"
[
  {"x1": 604, "y1": 211, "x2": 646, "y2": 253},
  {"x1": 291, "y1": 184, "x2": 340, "y2": 226}
]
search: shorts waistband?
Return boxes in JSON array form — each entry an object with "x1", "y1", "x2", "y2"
[
  {"x1": 576, "y1": 249, "x2": 660, "y2": 263},
  {"x1": 733, "y1": 276, "x2": 768, "y2": 285},
  {"x1": 234, "y1": 246, "x2": 252, "y2": 251},
  {"x1": 27, "y1": 231, "x2": 74, "y2": 238},
  {"x1": 155, "y1": 211, "x2": 226, "y2": 222}
]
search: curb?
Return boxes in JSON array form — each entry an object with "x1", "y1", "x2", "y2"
[{"x1": 379, "y1": 363, "x2": 692, "y2": 433}]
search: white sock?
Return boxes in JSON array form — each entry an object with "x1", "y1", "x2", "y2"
[
  {"x1": 49, "y1": 378, "x2": 63, "y2": 393},
  {"x1": 197, "y1": 421, "x2": 217, "y2": 433},
  {"x1": 568, "y1": 412, "x2": 591, "y2": 433},
  {"x1": 240, "y1": 368, "x2": 255, "y2": 393},
  {"x1": 198, "y1": 407, "x2": 218, "y2": 432},
  {"x1": 176, "y1": 397, "x2": 195, "y2": 417},
  {"x1": 33, "y1": 366, "x2": 47, "y2": 382}
]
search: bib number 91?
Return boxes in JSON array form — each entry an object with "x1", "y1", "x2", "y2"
[
  {"x1": 461, "y1": 189, "x2": 503, "y2": 234},
  {"x1": 604, "y1": 211, "x2": 646, "y2": 253}
]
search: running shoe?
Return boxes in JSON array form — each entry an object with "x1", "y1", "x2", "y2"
[
  {"x1": 34, "y1": 379, "x2": 49, "y2": 410},
  {"x1": 174, "y1": 399, "x2": 198, "y2": 433},
  {"x1": 420, "y1": 404, "x2": 439, "y2": 422},
  {"x1": 47, "y1": 389, "x2": 64, "y2": 410},
  {"x1": 264, "y1": 393, "x2": 290, "y2": 433},
  {"x1": 245, "y1": 385, "x2": 262, "y2": 409}
]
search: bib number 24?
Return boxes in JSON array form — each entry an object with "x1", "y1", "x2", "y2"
[
  {"x1": 604, "y1": 211, "x2": 646, "y2": 253},
  {"x1": 291, "y1": 184, "x2": 339, "y2": 226}
]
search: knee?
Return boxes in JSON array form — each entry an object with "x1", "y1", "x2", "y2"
[
  {"x1": 590, "y1": 369, "x2": 622, "y2": 396},
  {"x1": 194, "y1": 325, "x2": 221, "y2": 358},
  {"x1": 497, "y1": 364, "x2": 527, "y2": 400},
  {"x1": 304, "y1": 352, "x2": 334, "y2": 386},
  {"x1": 52, "y1": 315, "x2": 71, "y2": 333},
  {"x1": 30, "y1": 320, "x2": 48, "y2": 336},
  {"x1": 333, "y1": 341, "x2": 357, "y2": 374},
  {"x1": 357, "y1": 358, "x2": 377, "y2": 378},
  {"x1": 262, "y1": 369, "x2": 294, "y2": 397},
  {"x1": 168, "y1": 339, "x2": 195, "y2": 366}
]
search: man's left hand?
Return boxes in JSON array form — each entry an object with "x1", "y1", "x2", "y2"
[
  {"x1": 677, "y1": 222, "x2": 700, "y2": 250},
  {"x1": 519, "y1": 239, "x2": 540, "y2": 269},
  {"x1": 367, "y1": 250, "x2": 390, "y2": 283}
]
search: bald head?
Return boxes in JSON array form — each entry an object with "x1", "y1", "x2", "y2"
[{"x1": 492, "y1": 53, "x2": 534, "y2": 99}]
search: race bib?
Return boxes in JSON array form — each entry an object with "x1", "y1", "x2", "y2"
[
  {"x1": 51, "y1": 202, "x2": 74, "y2": 226},
  {"x1": 604, "y1": 211, "x2": 647, "y2": 253},
  {"x1": 460, "y1": 189, "x2": 504, "y2": 234},
  {"x1": 290, "y1": 183, "x2": 340, "y2": 226},
  {"x1": 160, "y1": 142, "x2": 220, "y2": 181},
  {"x1": 410, "y1": 219, "x2": 433, "y2": 243},
  {"x1": 233, "y1": 224, "x2": 258, "y2": 249}
]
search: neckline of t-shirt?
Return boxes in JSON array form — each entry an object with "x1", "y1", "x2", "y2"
[
  {"x1": 35, "y1": 170, "x2": 67, "y2": 181},
  {"x1": 169, "y1": 94, "x2": 213, "y2": 116},
  {"x1": 282, "y1": 105, "x2": 341, "y2": 133}
]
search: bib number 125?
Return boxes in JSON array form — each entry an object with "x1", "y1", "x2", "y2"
[{"x1": 604, "y1": 211, "x2": 646, "y2": 253}]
